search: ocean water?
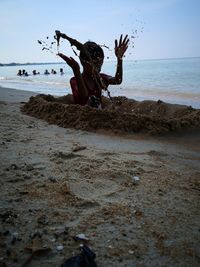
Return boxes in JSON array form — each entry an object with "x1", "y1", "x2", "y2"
[{"x1": 0, "y1": 57, "x2": 200, "y2": 108}]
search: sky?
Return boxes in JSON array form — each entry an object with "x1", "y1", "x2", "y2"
[{"x1": 0, "y1": 0, "x2": 200, "y2": 63}]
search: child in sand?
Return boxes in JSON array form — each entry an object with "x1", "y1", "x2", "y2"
[{"x1": 56, "y1": 31, "x2": 129, "y2": 108}]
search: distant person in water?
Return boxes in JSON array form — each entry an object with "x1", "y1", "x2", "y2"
[
  {"x1": 17, "y1": 70, "x2": 22, "y2": 76},
  {"x1": 22, "y1": 70, "x2": 29, "y2": 76},
  {"x1": 44, "y1": 69, "x2": 50, "y2": 75},
  {"x1": 51, "y1": 69, "x2": 57, "y2": 74},
  {"x1": 56, "y1": 31, "x2": 129, "y2": 108},
  {"x1": 33, "y1": 70, "x2": 40, "y2": 75},
  {"x1": 19, "y1": 69, "x2": 29, "y2": 76},
  {"x1": 60, "y1": 68, "x2": 64, "y2": 75}
]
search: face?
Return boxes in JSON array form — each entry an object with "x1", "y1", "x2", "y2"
[
  {"x1": 82, "y1": 57, "x2": 103, "y2": 74},
  {"x1": 93, "y1": 57, "x2": 103, "y2": 72}
]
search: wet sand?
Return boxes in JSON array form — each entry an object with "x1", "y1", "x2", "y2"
[{"x1": 0, "y1": 87, "x2": 200, "y2": 267}]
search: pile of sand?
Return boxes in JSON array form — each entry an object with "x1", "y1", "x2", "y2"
[{"x1": 21, "y1": 94, "x2": 200, "y2": 135}]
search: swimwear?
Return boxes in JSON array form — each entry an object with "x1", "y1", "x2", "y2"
[{"x1": 70, "y1": 73, "x2": 112, "y2": 106}]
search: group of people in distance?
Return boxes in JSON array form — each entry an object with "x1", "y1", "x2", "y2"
[
  {"x1": 44, "y1": 68, "x2": 64, "y2": 75},
  {"x1": 17, "y1": 68, "x2": 64, "y2": 76},
  {"x1": 17, "y1": 69, "x2": 29, "y2": 76}
]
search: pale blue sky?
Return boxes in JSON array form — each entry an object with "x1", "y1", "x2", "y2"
[{"x1": 1, "y1": 0, "x2": 200, "y2": 63}]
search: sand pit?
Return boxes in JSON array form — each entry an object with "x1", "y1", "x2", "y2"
[{"x1": 22, "y1": 94, "x2": 200, "y2": 135}]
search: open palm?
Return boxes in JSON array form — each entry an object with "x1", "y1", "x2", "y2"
[{"x1": 115, "y1": 34, "x2": 129, "y2": 59}]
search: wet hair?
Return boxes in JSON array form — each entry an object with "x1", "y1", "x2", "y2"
[{"x1": 80, "y1": 41, "x2": 104, "y2": 64}]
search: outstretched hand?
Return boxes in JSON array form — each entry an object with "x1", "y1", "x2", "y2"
[
  {"x1": 57, "y1": 53, "x2": 80, "y2": 71},
  {"x1": 55, "y1": 30, "x2": 68, "y2": 40},
  {"x1": 115, "y1": 34, "x2": 129, "y2": 60},
  {"x1": 55, "y1": 30, "x2": 83, "y2": 51}
]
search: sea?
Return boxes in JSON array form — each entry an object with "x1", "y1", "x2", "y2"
[{"x1": 0, "y1": 57, "x2": 200, "y2": 108}]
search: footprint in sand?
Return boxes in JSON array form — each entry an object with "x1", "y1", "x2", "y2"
[{"x1": 68, "y1": 178, "x2": 124, "y2": 204}]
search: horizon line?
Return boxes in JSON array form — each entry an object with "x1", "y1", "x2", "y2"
[{"x1": 1, "y1": 56, "x2": 200, "y2": 66}]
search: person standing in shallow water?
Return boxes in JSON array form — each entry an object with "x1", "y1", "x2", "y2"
[
  {"x1": 57, "y1": 32, "x2": 129, "y2": 108},
  {"x1": 17, "y1": 70, "x2": 22, "y2": 76}
]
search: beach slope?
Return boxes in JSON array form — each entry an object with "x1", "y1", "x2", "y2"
[{"x1": 0, "y1": 87, "x2": 200, "y2": 267}]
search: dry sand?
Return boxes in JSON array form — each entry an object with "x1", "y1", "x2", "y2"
[
  {"x1": 22, "y1": 94, "x2": 200, "y2": 135},
  {"x1": 0, "y1": 87, "x2": 200, "y2": 267}
]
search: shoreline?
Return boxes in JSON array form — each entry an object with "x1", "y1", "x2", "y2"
[
  {"x1": 1, "y1": 84, "x2": 200, "y2": 109},
  {"x1": 0, "y1": 87, "x2": 200, "y2": 266},
  {"x1": 0, "y1": 86, "x2": 37, "y2": 103},
  {"x1": 1, "y1": 56, "x2": 200, "y2": 109}
]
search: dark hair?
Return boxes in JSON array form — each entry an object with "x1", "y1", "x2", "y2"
[{"x1": 80, "y1": 41, "x2": 104, "y2": 63}]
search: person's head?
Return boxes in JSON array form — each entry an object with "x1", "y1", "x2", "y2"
[{"x1": 80, "y1": 41, "x2": 104, "y2": 73}]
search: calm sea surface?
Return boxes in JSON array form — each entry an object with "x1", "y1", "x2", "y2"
[{"x1": 0, "y1": 57, "x2": 200, "y2": 108}]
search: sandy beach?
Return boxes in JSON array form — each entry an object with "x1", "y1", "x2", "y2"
[{"x1": 0, "y1": 87, "x2": 200, "y2": 267}]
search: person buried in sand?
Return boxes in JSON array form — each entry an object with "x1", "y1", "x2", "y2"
[{"x1": 56, "y1": 31, "x2": 129, "y2": 109}]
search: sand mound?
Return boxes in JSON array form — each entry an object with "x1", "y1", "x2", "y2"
[{"x1": 21, "y1": 94, "x2": 200, "y2": 135}]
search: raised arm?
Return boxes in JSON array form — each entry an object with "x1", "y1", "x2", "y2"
[
  {"x1": 55, "y1": 31, "x2": 83, "y2": 51},
  {"x1": 57, "y1": 53, "x2": 88, "y2": 98},
  {"x1": 107, "y1": 34, "x2": 129, "y2": 85}
]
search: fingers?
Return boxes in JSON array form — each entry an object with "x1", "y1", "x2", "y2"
[
  {"x1": 115, "y1": 39, "x2": 118, "y2": 49},
  {"x1": 57, "y1": 53, "x2": 71, "y2": 63},
  {"x1": 114, "y1": 34, "x2": 129, "y2": 59},
  {"x1": 55, "y1": 30, "x2": 61, "y2": 36},
  {"x1": 121, "y1": 35, "x2": 129, "y2": 54},
  {"x1": 123, "y1": 35, "x2": 129, "y2": 46},
  {"x1": 119, "y1": 34, "x2": 122, "y2": 46},
  {"x1": 117, "y1": 34, "x2": 129, "y2": 47},
  {"x1": 121, "y1": 34, "x2": 129, "y2": 46},
  {"x1": 123, "y1": 45, "x2": 128, "y2": 54},
  {"x1": 69, "y1": 56, "x2": 76, "y2": 62},
  {"x1": 57, "y1": 54, "x2": 79, "y2": 70},
  {"x1": 57, "y1": 53, "x2": 63, "y2": 57},
  {"x1": 123, "y1": 38, "x2": 129, "y2": 53},
  {"x1": 125, "y1": 38, "x2": 129, "y2": 47},
  {"x1": 57, "y1": 53, "x2": 66, "y2": 59}
]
